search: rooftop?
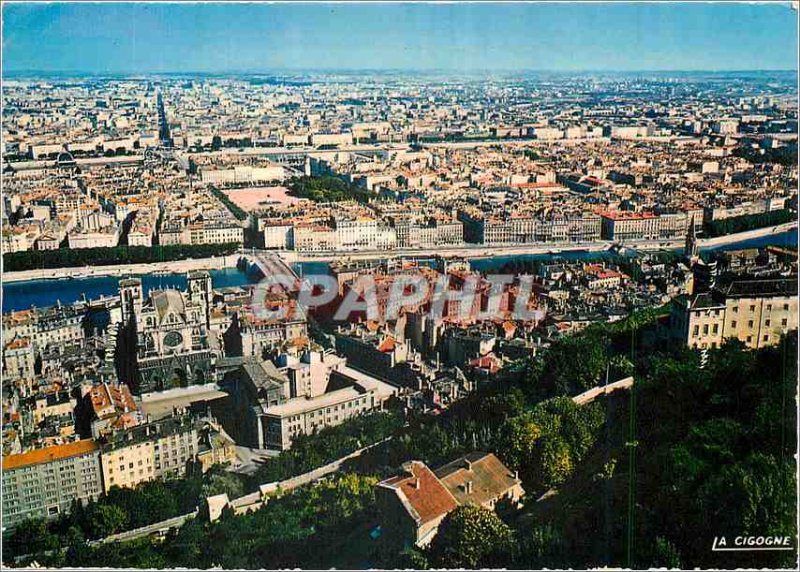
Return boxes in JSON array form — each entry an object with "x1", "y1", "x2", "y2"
[
  {"x1": 3, "y1": 439, "x2": 99, "y2": 471},
  {"x1": 724, "y1": 278, "x2": 798, "y2": 299},
  {"x1": 434, "y1": 452, "x2": 521, "y2": 507},
  {"x1": 262, "y1": 383, "x2": 367, "y2": 418},
  {"x1": 378, "y1": 460, "x2": 459, "y2": 526}
]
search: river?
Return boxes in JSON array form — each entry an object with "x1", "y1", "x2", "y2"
[
  {"x1": 2, "y1": 267, "x2": 255, "y2": 313},
  {"x1": 2, "y1": 229, "x2": 796, "y2": 313}
]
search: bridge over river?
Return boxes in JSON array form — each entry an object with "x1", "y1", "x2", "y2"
[{"x1": 239, "y1": 251, "x2": 300, "y2": 282}]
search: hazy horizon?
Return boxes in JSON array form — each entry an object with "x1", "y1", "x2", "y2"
[{"x1": 2, "y1": 2, "x2": 798, "y2": 75}]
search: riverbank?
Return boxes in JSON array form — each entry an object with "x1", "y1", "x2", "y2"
[
  {"x1": 2, "y1": 255, "x2": 238, "y2": 284},
  {"x1": 698, "y1": 221, "x2": 797, "y2": 249},
  {"x1": 288, "y1": 220, "x2": 797, "y2": 262},
  {"x1": 2, "y1": 221, "x2": 795, "y2": 283}
]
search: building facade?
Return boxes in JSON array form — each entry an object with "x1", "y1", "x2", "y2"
[
  {"x1": 118, "y1": 272, "x2": 216, "y2": 394},
  {"x1": 2, "y1": 440, "x2": 103, "y2": 527},
  {"x1": 670, "y1": 278, "x2": 798, "y2": 350},
  {"x1": 99, "y1": 415, "x2": 199, "y2": 492}
]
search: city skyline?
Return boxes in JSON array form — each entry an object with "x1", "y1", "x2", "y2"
[
  {"x1": 2, "y1": 2, "x2": 798, "y2": 74},
  {"x1": 1, "y1": 3, "x2": 798, "y2": 570}
]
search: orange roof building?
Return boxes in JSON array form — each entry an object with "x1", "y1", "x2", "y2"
[
  {"x1": 2, "y1": 439, "x2": 104, "y2": 526},
  {"x1": 2, "y1": 439, "x2": 99, "y2": 471},
  {"x1": 376, "y1": 452, "x2": 524, "y2": 547},
  {"x1": 377, "y1": 460, "x2": 459, "y2": 546}
]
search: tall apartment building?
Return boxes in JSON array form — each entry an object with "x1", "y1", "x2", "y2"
[
  {"x1": 3, "y1": 338, "x2": 36, "y2": 382},
  {"x1": 2, "y1": 440, "x2": 103, "y2": 527},
  {"x1": 712, "y1": 119, "x2": 740, "y2": 135},
  {"x1": 263, "y1": 223, "x2": 294, "y2": 249},
  {"x1": 392, "y1": 217, "x2": 464, "y2": 248},
  {"x1": 291, "y1": 218, "x2": 397, "y2": 252},
  {"x1": 199, "y1": 165, "x2": 285, "y2": 185},
  {"x1": 262, "y1": 362, "x2": 390, "y2": 451},
  {"x1": 3, "y1": 304, "x2": 85, "y2": 351},
  {"x1": 670, "y1": 278, "x2": 798, "y2": 350},
  {"x1": 460, "y1": 212, "x2": 601, "y2": 245},
  {"x1": 600, "y1": 211, "x2": 693, "y2": 241},
  {"x1": 99, "y1": 415, "x2": 199, "y2": 492},
  {"x1": 159, "y1": 221, "x2": 243, "y2": 246},
  {"x1": 704, "y1": 198, "x2": 788, "y2": 223},
  {"x1": 600, "y1": 211, "x2": 661, "y2": 241},
  {"x1": 188, "y1": 222, "x2": 244, "y2": 245}
]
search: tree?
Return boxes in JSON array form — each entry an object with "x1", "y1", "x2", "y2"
[
  {"x1": 522, "y1": 522, "x2": 570, "y2": 568},
  {"x1": 202, "y1": 469, "x2": 246, "y2": 499},
  {"x1": 533, "y1": 398, "x2": 605, "y2": 461},
  {"x1": 4, "y1": 517, "x2": 60, "y2": 560},
  {"x1": 496, "y1": 412, "x2": 541, "y2": 471},
  {"x1": 537, "y1": 328, "x2": 609, "y2": 397},
  {"x1": 699, "y1": 453, "x2": 796, "y2": 538},
  {"x1": 644, "y1": 536, "x2": 682, "y2": 569},
  {"x1": 427, "y1": 505, "x2": 515, "y2": 569},
  {"x1": 86, "y1": 503, "x2": 127, "y2": 538},
  {"x1": 62, "y1": 525, "x2": 89, "y2": 563},
  {"x1": 536, "y1": 435, "x2": 574, "y2": 489},
  {"x1": 398, "y1": 546, "x2": 429, "y2": 569},
  {"x1": 162, "y1": 518, "x2": 206, "y2": 565}
]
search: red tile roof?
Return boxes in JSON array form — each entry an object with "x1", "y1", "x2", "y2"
[{"x1": 379, "y1": 460, "x2": 458, "y2": 525}]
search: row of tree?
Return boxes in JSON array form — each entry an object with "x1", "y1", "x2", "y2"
[
  {"x1": 733, "y1": 143, "x2": 798, "y2": 167},
  {"x1": 703, "y1": 208, "x2": 793, "y2": 238},
  {"x1": 250, "y1": 410, "x2": 403, "y2": 484},
  {"x1": 20, "y1": 473, "x2": 381, "y2": 569},
  {"x1": 3, "y1": 467, "x2": 248, "y2": 563},
  {"x1": 3, "y1": 242, "x2": 241, "y2": 272},
  {"x1": 208, "y1": 186, "x2": 248, "y2": 220},
  {"x1": 287, "y1": 176, "x2": 375, "y2": 204}
]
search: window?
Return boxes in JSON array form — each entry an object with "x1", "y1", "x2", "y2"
[
  {"x1": 732, "y1": 306, "x2": 739, "y2": 314},
  {"x1": 692, "y1": 325, "x2": 699, "y2": 337},
  {"x1": 731, "y1": 320, "x2": 737, "y2": 328},
  {"x1": 782, "y1": 318, "x2": 788, "y2": 326},
  {"x1": 765, "y1": 319, "x2": 771, "y2": 327},
  {"x1": 749, "y1": 305, "x2": 755, "y2": 312},
  {"x1": 784, "y1": 303, "x2": 789, "y2": 311},
  {"x1": 703, "y1": 324, "x2": 709, "y2": 335},
  {"x1": 747, "y1": 336, "x2": 753, "y2": 343},
  {"x1": 748, "y1": 320, "x2": 754, "y2": 328},
  {"x1": 712, "y1": 324, "x2": 719, "y2": 334},
  {"x1": 763, "y1": 335, "x2": 769, "y2": 342},
  {"x1": 766, "y1": 304, "x2": 772, "y2": 311}
]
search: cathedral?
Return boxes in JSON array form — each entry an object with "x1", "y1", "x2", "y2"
[{"x1": 117, "y1": 271, "x2": 216, "y2": 394}]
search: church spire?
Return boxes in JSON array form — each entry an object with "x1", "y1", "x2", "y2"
[{"x1": 684, "y1": 214, "x2": 699, "y2": 262}]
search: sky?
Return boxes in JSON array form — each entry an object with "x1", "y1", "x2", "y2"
[{"x1": 2, "y1": 2, "x2": 798, "y2": 74}]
